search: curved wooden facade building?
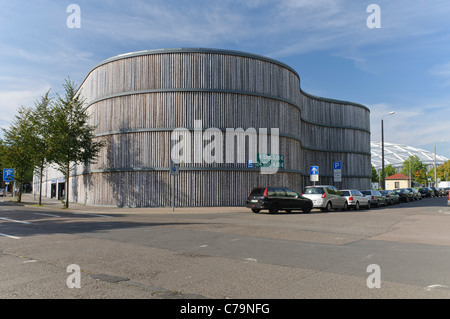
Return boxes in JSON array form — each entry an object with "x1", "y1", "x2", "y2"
[{"x1": 37, "y1": 48, "x2": 371, "y2": 207}]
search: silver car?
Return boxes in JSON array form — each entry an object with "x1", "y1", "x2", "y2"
[
  {"x1": 361, "y1": 190, "x2": 387, "y2": 207},
  {"x1": 340, "y1": 189, "x2": 371, "y2": 210},
  {"x1": 302, "y1": 185, "x2": 348, "y2": 212}
]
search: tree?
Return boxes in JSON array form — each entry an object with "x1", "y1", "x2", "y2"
[
  {"x1": 378, "y1": 164, "x2": 396, "y2": 182},
  {"x1": 29, "y1": 90, "x2": 53, "y2": 206},
  {"x1": 48, "y1": 78, "x2": 105, "y2": 208},
  {"x1": 401, "y1": 155, "x2": 427, "y2": 185},
  {"x1": 437, "y1": 160, "x2": 450, "y2": 181},
  {"x1": 371, "y1": 165, "x2": 379, "y2": 183},
  {"x1": 1, "y1": 107, "x2": 36, "y2": 202}
]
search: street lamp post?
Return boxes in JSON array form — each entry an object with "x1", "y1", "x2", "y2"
[
  {"x1": 381, "y1": 111, "x2": 395, "y2": 190},
  {"x1": 434, "y1": 140, "x2": 445, "y2": 187}
]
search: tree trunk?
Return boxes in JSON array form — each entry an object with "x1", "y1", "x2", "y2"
[
  {"x1": 39, "y1": 164, "x2": 44, "y2": 206},
  {"x1": 18, "y1": 182, "x2": 23, "y2": 203},
  {"x1": 65, "y1": 163, "x2": 70, "y2": 209}
]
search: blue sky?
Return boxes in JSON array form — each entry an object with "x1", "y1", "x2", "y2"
[{"x1": 1, "y1": 0, "x2": 450, "y2": 159}]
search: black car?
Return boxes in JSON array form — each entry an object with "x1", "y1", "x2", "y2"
[
  {"x1": 393, "y1": 188, "x2": 413, "y2": 202},
  {"x1": 246, "y1": 187, "x2": 313, "y2": 214},
  {"x1": 430, "y1": 187, "x2": 441, "y2": 197},
  {"x1": 418, "y1": 187, "x2": 433, "y2": 198}
]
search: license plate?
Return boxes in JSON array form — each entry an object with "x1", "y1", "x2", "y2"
[{"x1": 251, "y1": 199, "x2": 258, "y2": 203}]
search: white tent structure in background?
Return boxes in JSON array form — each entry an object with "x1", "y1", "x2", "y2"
[{"x1": 371, "y1": 141, "x2": 448, "y2": 171}]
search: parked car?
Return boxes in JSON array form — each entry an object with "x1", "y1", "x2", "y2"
[
  {"x1": 302, "y1": 185, "x2": 348, "y2": 212},
  {"x1": 430, "y1": 187, "x2": 441, "y2": 197},
  {"x1": 245, "y1": 187, "x2": 313, "y2": 214},
  {"x1": 418, "y1": 187, "x2": 433, "y2": 198},
  {"x1": 442, "y1": 187, "x2": 450, "y2": 196},
  {"x1": 361, "y1": 190, "x2": 387, "y2": 207},
  {"x1": 407, "y1": 188, "x2": 422, "y2": 200},
  {"x1": 340, "y1": 189, "x2": 371, "y2": 210},
  {"x1": 379, "y1": 190, "x2": 399, "y2": 205},
  {"x1": 438, "y1": 187, "x2": 447, "y2": 197},
  {"x1": 393, "y1": 188, "x2": 413, "y2": 202}
]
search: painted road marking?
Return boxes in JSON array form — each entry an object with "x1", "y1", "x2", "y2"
[
  {"x1": 426, "y1": 284, "x2": 449, "y2": 291},
  {"x1": 72, "y1": 212, "x2": 113, "y2": 218},
  {"x1": 0, "y1": 232, "x2": 21, "y2": 239},
  {"x1": 33, "y1": 212, "x2": 61, "y2": 218},
  {"x1": 0, "y1": 217, "x2": 31, "y2": 224}
]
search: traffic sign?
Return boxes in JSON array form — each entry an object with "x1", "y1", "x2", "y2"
[
  {"x1": 310, "y1": 166, "x2": 319, "y2": 182},
  {"x1": 333, "y1": 162, "x2": 342, "y2": 182},
  {"x1": 334, "y1": 170, "x2": 342, "y2": 182},
  {"x1": 256, "y1": 154, "x2": 284, "y2": 169},
  {"x1": 333, "y1": 161, "x2": 341, "y2": 170},
  {"x1": 3, "y1": 168, "x2": 14, "y2": 182},
  {"x1": 170, "y1": 163, "x2": 179, "y2": 176}
]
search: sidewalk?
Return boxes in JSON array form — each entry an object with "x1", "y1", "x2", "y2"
[{"x1": 0, "y1": 193, "x2": 247, "y2": 215}]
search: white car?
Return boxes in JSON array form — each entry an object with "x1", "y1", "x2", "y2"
[
  {"x1": 302, "y1": 185, "x2": 348, "y2": 212},
  {"x1": 340, "y1": 189, "x2": 371, "y2": 210}
]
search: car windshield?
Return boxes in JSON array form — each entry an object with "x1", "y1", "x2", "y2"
[
  {"x1": 361, "y1": 191, "x2": 371, "y2": 195},
  {"x1": 340, "y1": 190, "x2": 350, "y2": 196},
  {"x1": 304, "y1": 187, "x2": 324, "y2": 194}
]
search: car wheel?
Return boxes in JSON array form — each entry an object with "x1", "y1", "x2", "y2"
[
  {"x1": 355, "y1": 201, "x2": 360, "y2": 210},
  {"x1": 251, "y1": 209, "x2": 260, "y2": 214},
  {"x1": 376, "y1": 200, "x2": 380, "y2": 207},
  {"x1": 269, "y1": 203, "x2": 279, "y2": 214},
  {"x1": 342, "y1": 202, "x2": 348, "y2": 211},
  {"x1": 303, "y1": 203, "x2": 312, "y2": 214},
  {"x1": 366, "y1": 201, "x2": 371, "y2": 209},
  {"x1": 323, "y1": 201, "x2": 332, "y2": 212}
]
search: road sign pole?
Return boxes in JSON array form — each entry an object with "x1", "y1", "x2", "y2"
[
  {"x1": 170, "y1": 161, "x2": 179, "y2": 212},
  {"x1": 172, "y1": 174, "x2": 175, "y2": 212}
]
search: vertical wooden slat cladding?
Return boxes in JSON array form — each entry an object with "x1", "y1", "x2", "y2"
[
  {"x1": 38, "y1": 48, "x2": 371, "y2": 207},
  {"x1": 300, "y1": 92, "x2": 371, "y2": 190}
]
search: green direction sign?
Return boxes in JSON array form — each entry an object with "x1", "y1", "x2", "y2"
[{"x1": 256, "y1": 154, "x2": 284, "y2": 169}]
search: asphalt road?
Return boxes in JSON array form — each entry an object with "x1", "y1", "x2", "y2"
[{"x1": 1, "y1": 194, "x2": 450, "y2": 300}]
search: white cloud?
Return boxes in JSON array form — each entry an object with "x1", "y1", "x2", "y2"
[
  {"x1": 369, "y1": 101, "x2": 450, "y2": 158},
  {"x1": 0, "y1": 79, "x2": 51, "y2": 128}
]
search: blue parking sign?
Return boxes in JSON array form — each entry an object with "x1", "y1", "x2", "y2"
[
  {"x1": 3, "y1": 168, "x2": 14, "y2": 182},
  {"x1": 333, "y1": 161, "x2": 341, "y2": 170}
]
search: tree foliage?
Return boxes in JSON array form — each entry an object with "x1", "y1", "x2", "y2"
[
  {"x1": 29, "y1": 90, "x2": 53, "y2": 205},
  {"x1": 1, "y1": 78, "x2": 105, "y2": 207},
  {"x1": 48, "y1": 78, "x2": 106, "y2": 208},
  {"x1": 401, "y1": 155, "x2": 427, "y2": 185},
  {"x1": 1, "y1": 107, "x2": 36, "y2": 202}
]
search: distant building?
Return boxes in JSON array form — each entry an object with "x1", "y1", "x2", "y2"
[
  {"x1": 385, "y1": 173, "x2": 410, "y2": 190},
  {"x1": 371, "y1": 142, "x2": 448, "y2": 172}
]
